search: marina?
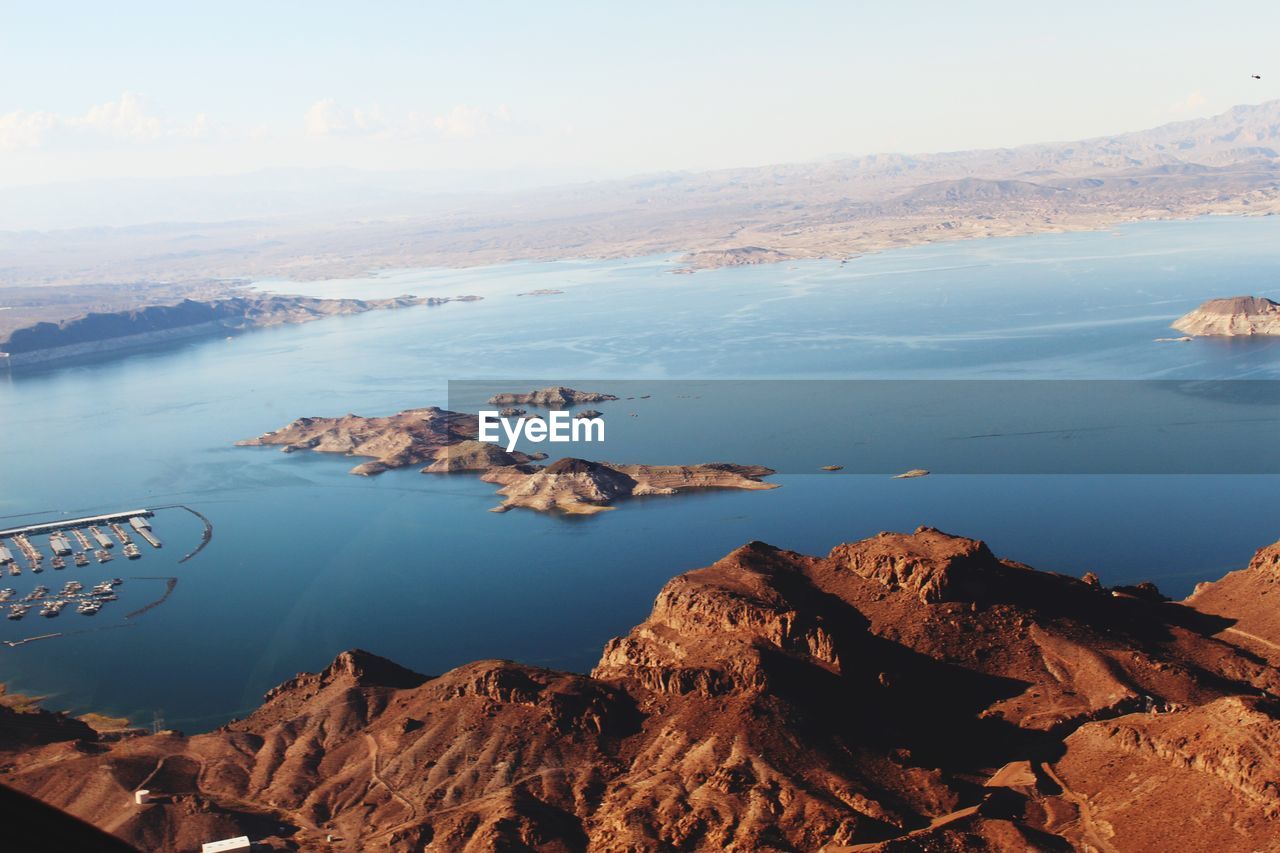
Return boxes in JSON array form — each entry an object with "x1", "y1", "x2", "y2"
[
  {"x1": 0, "y1": 509, "x2": 189, "y2": 633},
  {"x1": 0, "y1": 510, "x2": 160, "y2": 575}
]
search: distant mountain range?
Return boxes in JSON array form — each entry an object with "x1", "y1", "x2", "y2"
[{"x1": 2, "y1": 99, "x2": 1278, "y2": 298}]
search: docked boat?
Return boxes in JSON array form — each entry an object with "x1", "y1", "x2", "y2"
[
  {"x1": 23, "y1": 586, "x2": 48, "y2": 601},
  {"x1": 95, "y1": 549, "x2": 112, "y2": 563},
  {"x1": 8, "y1": 604, "x2": 29, "y2": 620},
  {"x1": 73, "y1": 552, "x2": 89, "y2": 567},
  {"x1": 76, "y1": 601, "x2": 101, "y2": 615},
  {"x1": 111, "y1": 578, "x2": 123, "y2": 586},
  {"x1": 40, "y1": 600, "x2": 65, "y2": 618},
  {"x1": 123, "y1": 543, "x2": 141, "y2": 559},
  {"x1": 62, "y1": 581, "x2": 83, "y2": 595},
  {"x1": 52, "y1": 555, "x2": 67, "y2": 570},
  {"x1": 0, "y1": 588, "x2": 12, "y2": 601}
]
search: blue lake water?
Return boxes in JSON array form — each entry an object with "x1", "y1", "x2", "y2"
[{"x1": 1, "y1": 215, "x2": 1279, "y2": 731}]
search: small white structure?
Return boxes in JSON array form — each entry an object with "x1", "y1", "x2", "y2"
[
  {"x1": 133, "y1": 789, "x2": 153, "y2": 805},
  {"x1": 202, "y1": 838, "x2": 251, "y2": 853}
]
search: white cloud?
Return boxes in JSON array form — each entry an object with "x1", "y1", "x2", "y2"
[
  {"x1": 304, "y1": 99, "x2": 387, "y2": 136},
  {"x1": 0, "y1": 110, "x2": 60, "y2": 151},
  {"x1": 432, "y1": 104, "x2": 511, "y2": 140},
  {"x1": 304, "y1": 98, "x2": 343, "y2": 135},
  {"x1": 1169, "y1": 90, "x2": 1208, "y2": 115},
  {"x1": 0, "y1": 92, "x2": 208, "y2": 150},
  {"x1": 80, "y1": 92, "x2": 163, "y2": 140}
]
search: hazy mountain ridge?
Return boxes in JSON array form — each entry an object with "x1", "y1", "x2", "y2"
[{"x1": 2, "y1": 100, "x2": 1279, "y2": 302}]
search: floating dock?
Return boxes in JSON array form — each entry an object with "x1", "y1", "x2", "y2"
[
  {"x1": 109, "y1": 522, "x2": 132, "y2": 545},
  {"x1": 0, "y1": 511, "x2": 161, "y2": 570}
]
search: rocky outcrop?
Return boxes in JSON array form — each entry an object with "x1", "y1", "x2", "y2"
[
  {"x1": 1171, "y1": 295, "x2": 1280, "y2": 336},
  {"x1": 419, "y1": 439, "x2": 544, "y2": 473},
  {"x1": 481, "y1": 459, "x2": 778, "y2": 514},
  {"x1": 487, "y1": 386, "x2": 619, "y2": 407},
  {"x1": 6, "y1": 528, "x2": 1280, "y2": 851},
  {"x1": 0, "y1": 701, "x2": 97, "y2": 752},
  {"x1": 1049, "y1": 696, "x2": 1280, "y2": 847},
  {"x1": 1185, "y1": 539, "x2": 1280, "y2": 665}
]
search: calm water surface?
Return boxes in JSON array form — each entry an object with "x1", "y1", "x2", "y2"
[{"x1": 1, "y1": 216, "x2": 1278, "y2": 730}]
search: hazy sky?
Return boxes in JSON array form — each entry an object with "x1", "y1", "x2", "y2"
[{"x1": 1, "y1": 2, "x2": 1276, "y2": 189}]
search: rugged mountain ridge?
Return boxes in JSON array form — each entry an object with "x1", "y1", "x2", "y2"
[{"x1": 4, "y1": 527, "x2": 1280, "y2": 851}]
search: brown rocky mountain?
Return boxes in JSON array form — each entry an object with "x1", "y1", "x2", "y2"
[
  {"x1": 1172, "y1": 295, "x2": 1280, "y2": 336},
  {"x1": 4, "y1": 527, "x2": 1280, "y2": 851}
]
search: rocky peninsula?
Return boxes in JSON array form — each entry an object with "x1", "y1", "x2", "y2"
[
  {"x1": 1171, "y1": 295, "x2": 1280, "y2": 336},
  {"x1": 5, "y1": 527, "x2": 1280, "y2": 851},
  {"x1": 0, "y1": 293, "x2": 480, "y2": 368},
  {"x1": 238, "y1": 406, "x2": 776, "y2": 513}
]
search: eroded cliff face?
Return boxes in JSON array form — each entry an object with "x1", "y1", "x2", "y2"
[
  {"x1": 4, "y1": 528, "x2": 1280, "y2": 851},
  {"x1": 1171, "y1": 295, "x2": 1280, "y2": 336}
]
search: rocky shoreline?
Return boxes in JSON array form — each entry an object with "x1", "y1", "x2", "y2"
[{"x1": 0, "y1": 293, "x2": 480, "y2": 368}]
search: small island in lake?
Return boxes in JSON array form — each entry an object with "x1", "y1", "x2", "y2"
[
  {"x1": 488, "y1": 386, "x2": 619, "y2": 406},
  {"x1": 238, "y1": 405, "x2": 776, "y2": 514},
  {"x1": 482, "y1": 459, "x2": 777, "y2": 515},
  {"x1": 1171, "y1": 296, "x2": 1280, "y2": 337}
]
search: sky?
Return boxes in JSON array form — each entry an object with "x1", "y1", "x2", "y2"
[{"x1": 1, "y1": 1, "x2": 1277, "y2": 191}]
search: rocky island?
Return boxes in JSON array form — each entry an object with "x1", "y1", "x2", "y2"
[
  {"x1": 482, "y1": 458, "x2": 778, "y2": 514},
  {"x1": 238, "y1": 406, "x2": 776, "y2": 513},
  {"x1": 0, "y1": 293, "x2": 480, "y2": 368},
  {"x1": 487, "y1": 386, "x2": 619, "y2": 406},
  {"x1": 1171, "y1": 295, "x2": 1280, "y2": 336},
  {"x1": 5, "y1": 527, "x2": 1280, "y2": 851}
]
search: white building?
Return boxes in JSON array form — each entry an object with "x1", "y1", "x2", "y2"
[{"x1": 201, "y1": 838, "x2": 251, "y2": 853}]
